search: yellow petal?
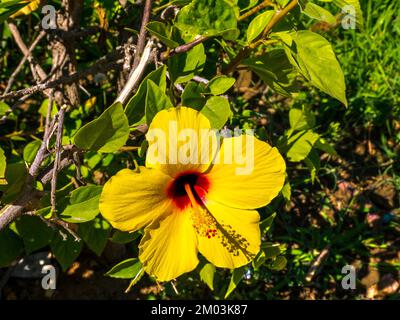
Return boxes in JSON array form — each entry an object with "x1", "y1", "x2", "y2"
[
  {"x1": 146, "y1": 107, "x2": 218, "y2": 177},
  {"x1": 206, "y1": 134, "x2": 286, "y2": 209},
  {"x1": 99, "y1": 167, "x2": 172, "y2": 232},
  {"x1": 194, "y1": 199, "x2": 261, "y2": 269},
  {"x1": 139, "y1": 210, "x2": 199, "y2": 281}
]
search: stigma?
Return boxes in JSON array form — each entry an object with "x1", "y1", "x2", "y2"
[{"x1": 166, "y1": 170, "x2": 210, "y2": 210}]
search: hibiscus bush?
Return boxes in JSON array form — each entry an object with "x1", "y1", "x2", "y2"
[{"x1": 0, "y1": 0, "x2": 399, "y2": 300}]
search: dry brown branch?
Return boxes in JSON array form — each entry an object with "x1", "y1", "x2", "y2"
[
  {"x1": 0, "y1": 52, "x2": 124, "y2": 101},
  {"x1": 4, "y1": 30, "x2": 46, "y2": 95},
  {"x1": 132, "y1": 0, "x2": 153, "y2": 69},
  {"x1": 116, "y1": 40, "x2": 154, "y2": 105}
]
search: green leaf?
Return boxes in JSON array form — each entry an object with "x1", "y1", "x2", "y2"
[
  {"x1": 270, "y1": 255, "x2": 287, "y2": 270},
  {"x1": 78, "y1": 217, "x2": 111, "y2": 256},
  {"x1": 207, "y1": 76, "x2": 236, "y2": 95},
  {"x1": 168, "y1": 43, "x2": 206, "y2": 84},
  {"x1": 300, "y1": 1, "x2": 336, "y2": 24},
  {"x1": 225, "y1": 267, "x2": 245, "y2": 298},
  {"x1": 239, "y1": 0, "x2": 258, "y2": 11},
  {"x1": 0, "y1": 101, "x2": 11, "y2": 117},
  {"x1": 262, "y1": 243, "x2": 282, "y2": 259},
  {"x1": 201, "y1": 96, "x2": 232, "y2": 129},
  {"x1": 332, "y1": 0, "x2": 363, "y2": 29},
  {"x1": 50, "y1": 232, "x2": 83, "y2": 271},
  {"x1": 23, "y1": 140, "x2": 41, "y2": 164},
  {"x1": 243, "y1": 49, "x2": 298, "y2": 96},
  {"x1": 252, "y1": 251, "x2": 266, "y2": 270},
  {"x1": 106, "y1": 258, "x2": 143, "y2": 279},
  {"x1": 246, "y1": 10, "x2": 274, "y2": 43},
  {"x1": 281, "y1": 180, "x2": 291, "y2": 202},
  {"x1": 73, "y1": 102, "x2": 129, "y2": 153},
  {"x1": 0, "y1": 0, "x2": 27, "y2": 9},
  {"x1": 146, "y1": 21, "x2": 179, "y2": 48},
  {"x1": 199, "y1": 263, "x2": 216, "y2": 290},
  {"x1": 60, "y1": 185, "x2": 103, "y2": 223},
  {"x1": 286, "y1": 130, "x2": 320, "y2": 162},
  {"x1": 315, "y1": 138, "x2": 337, "y2": 156},
  {"x1": 276, "y1": 0, "x2": 290, "y2": 6},
  {"x1": 289, "y1": 106, "x2": 316, "y2": 131},
  {"x1": 87, "y1": 153, "x2": 103, "y2": 169},
  {"x1": 111, "y1": 230, "x2": 140, "y2": 244},
  {"x1": 38, "y1": 183, "x2": 75, "y2": 218},
  {"x1": 260, "y1": 212, "x2": 276, "y2": 235},
  {"x1": 0, "y1": 162, "x2": 27, "y2": 203},
  {"x1": 125, "y1": 66, "x2": 167, "y2": 125},
  {"x1": 176, "y1": 0, "x2": 239, "y2": 41},
  {"x1": 181, "y1": 81, "x2": 208, "y2": 110},
  {"x1": 145, "y1": 79, "x2": 173, "y2": 124},
  {"x1": 304, "y1": 148, "x2": 320, "y2": 183},
  {"x1": 15, "y1": 215, "x2": 54, "y2": 255},
  {"x1": 38, "y1": 99, "x2": 58, "y2": 118},
  {"x1": 0, "y1": 1, "x2": 26, "y2": 24},
  {"x1": 126, "y1": 268, "x2": 145, "y2": 291},
  {"x1": 0, "y1": 228, "x2": 24, "y2": 268},
  {"x1": 0, "y1": 146, "x2": 6, "y2": 185},
  {"x1": 286, "y1": 30, "x2": 347, "y2": 105}
]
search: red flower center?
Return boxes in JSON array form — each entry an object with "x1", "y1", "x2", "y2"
[{"x1": 166, "y1": 170, "x2": 210, "y2": 210}]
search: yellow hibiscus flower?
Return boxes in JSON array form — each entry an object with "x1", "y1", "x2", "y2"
[{"x1": 99, "y1": 107, "x2": 286, "y2": 281}]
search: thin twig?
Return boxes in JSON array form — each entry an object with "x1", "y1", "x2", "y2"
[
  {"x1": 0, "y1": 54, "x2": 124, "y2": 101},
  {"x1": 4, "y1": 31, "x2": 46, "y2": 95},
  {"x1": 50, "y1": 105, "x2": 66, "y2": 217},
  {"x1": 29, "y1": 92, "x2": 56, "y2": 178},
  {"x1": 224, "y1": 0, "x2": 298, "y2": 74},
  {"x1": 7, "y1": 23, "x2": 48, "y2": 83},
  {"x1": 0, "y1": 149, "x2": 77, "y2": 231},
  {"x1": 132, "y1": 0, "x2": 153, "y2": 69},
  {"x1": 51, "y1": 218, "x2": 80, "y2": 241},
  {"x1": 305, "y1": 245, "x2": 331, "y2": 283},
  {"x1": 24, "y1": 206, "x2": 81, "y2": 242},
  {"x1": 37, "y1": 148, "x2": 77, "y2": 184},
  {"x1": 238, "y1": 0, "x2": 273, "y2": 22},
  {"x1": 161, "y1": 36, "x2": 208, "y2": 59}
]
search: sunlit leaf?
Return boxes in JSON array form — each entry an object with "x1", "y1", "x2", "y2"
[
  {"x1": 225, "y1": 266, "x2": 245, "y2": 298},
  {"x1": 125, "y1": 65, "x2": 167, "y2": 125},
  {"x1": 74, "y1": 102, "x2": 129, "y2": 153},
  {"x1": 106, "y1": 258, "x2": 143, "y2": 279},
  {"x1": 247, "y1": 10, "x2": 274, "y2": 43},
  {"x1": 60, "y1": 185, "x2": 103, "y2": 223},
  {"x1": 0, "y1": 146, "x2": 6, "y2": 185},
  {"x1": 207, "y1": 75, "x2": 236, "y2": 95},
  {"x1": 201, "y1": 96, "x2": 232, "y2": 129},
  {"x1": 300, "y1": 1, "x2": 336, "y2": 24},
  {"x1": 199, "y1": 263, "x2": 216, "y2": 290},
  {"x1": 285, "y1": 130, "x2": 320, "y2": 162},
  {"x1": 23, "y1": 140, "x2": 41, "y2": 164},
  {"x1": 176, "y1": 0, "x2": 239, "y2": 41},
  {"x1": 286, "y1": 31, "x2": 347, "y2": 105},
  {"x1": 168, "y1": 43, "x2": 206, "y2": 84},
  {"x1": 145, "y1": 79, "x2": 173, "y2": 124}
]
